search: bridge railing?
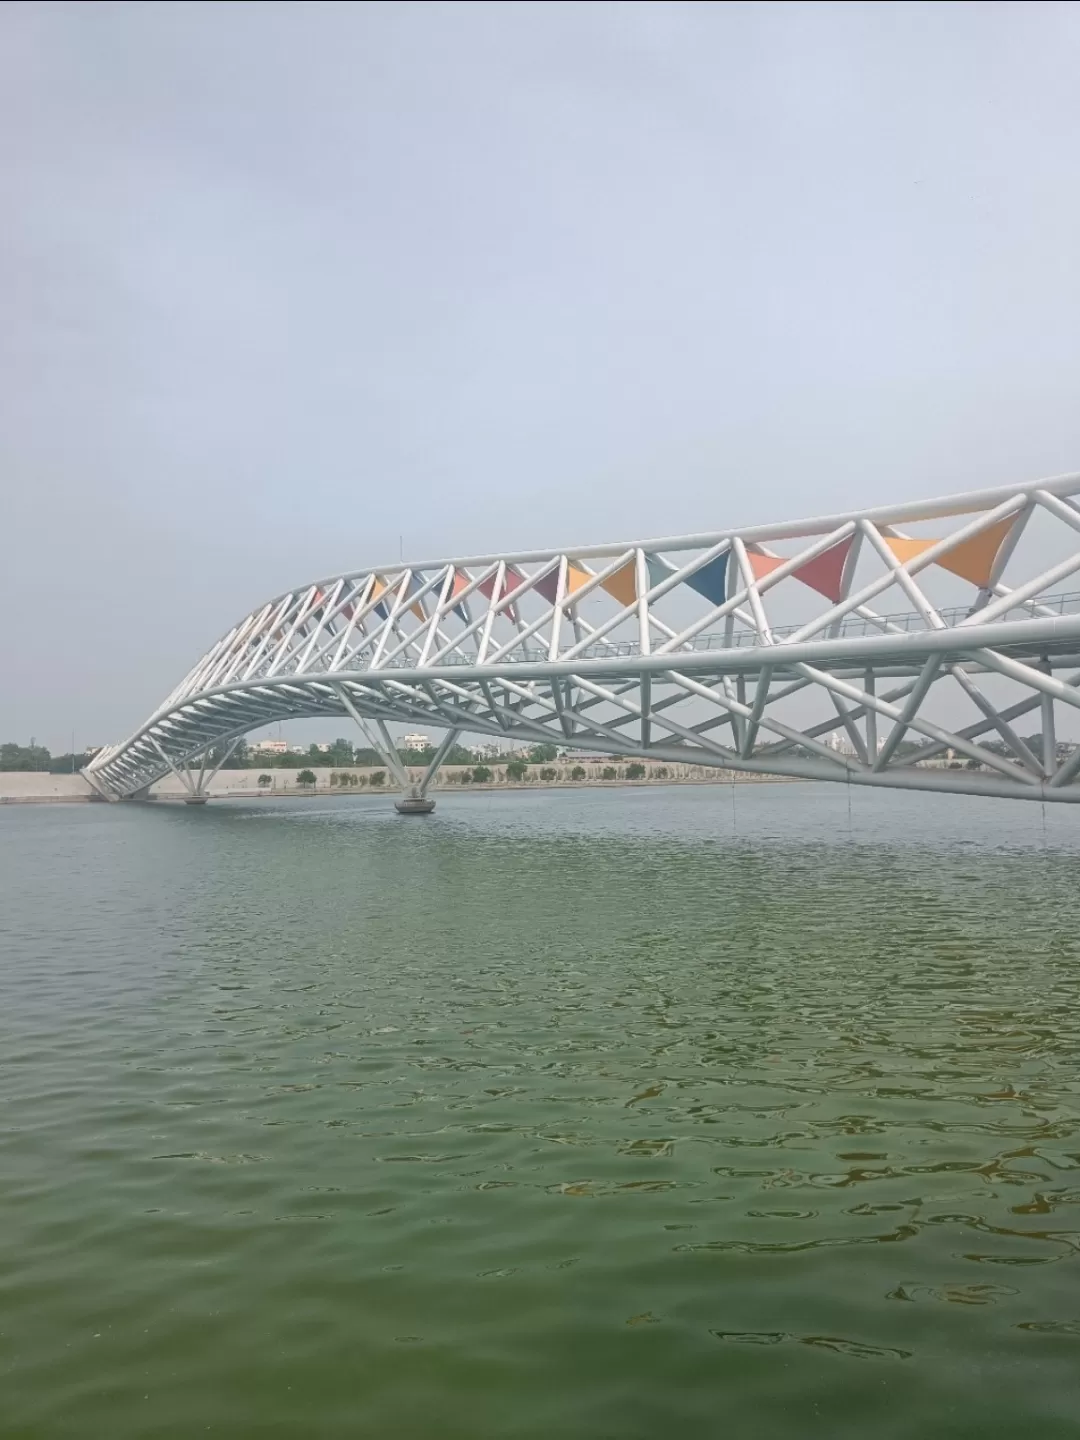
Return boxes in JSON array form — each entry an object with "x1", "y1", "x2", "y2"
[{"x1": 362, "y1": 589, "x2": 1080, "y2": 669}]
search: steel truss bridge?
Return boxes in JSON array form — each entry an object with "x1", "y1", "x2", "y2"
[{"x1": 86, "y1": 473, "x2": 1080, "y2": 806}]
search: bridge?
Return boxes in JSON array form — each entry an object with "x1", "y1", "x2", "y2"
[{"x1": 85, "y1": 473, "x2": 1080, "y2": 806}]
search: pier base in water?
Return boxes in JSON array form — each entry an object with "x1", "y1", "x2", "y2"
[{"x1": 394, "y1": 797, "x2": 436, "y2": 815}]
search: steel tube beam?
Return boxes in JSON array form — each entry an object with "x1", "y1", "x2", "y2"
[{"x1": 85, "y1": 471, "x2": 1080, "y2": 805}]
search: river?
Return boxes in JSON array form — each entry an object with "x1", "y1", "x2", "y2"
[{"x1": 2, "y1": 783, "x2": 1080, "y2": 1437}]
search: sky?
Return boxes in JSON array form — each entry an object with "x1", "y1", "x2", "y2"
[{"x1": 4, "y1": 0, "x2": 1080, "y2": 752}]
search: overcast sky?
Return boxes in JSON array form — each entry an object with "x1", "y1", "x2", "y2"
[{"x1": 4, "y1": 0, "x2": 1080, "y2": 750}]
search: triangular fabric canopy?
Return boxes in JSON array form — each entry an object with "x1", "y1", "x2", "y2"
[
  {"x1": 684, "y1": 550, "x2": 729, "y2": 606},
  {"x1": 534, "y1": 561, "x2": 594, "y2": 605},
  {"x1": 450, "y1": 568, "x2": 472, "y2": 621},
  {"x1": 403, "y1": 575, "x2": 427, "y2": 623},
  {"x1": 344, "y1": 574, "x2": 381, "y2": 623},
  {"x1": 745, "y1": 551, "x2": 785, "y2": 583},
  {"x1": 647, "y1": 555, "x2": 674, "y2": 589},
  {"x1": 567, "y1": 562, "x2": 592, "y2": 597},
  {"x1": 369, "y1": 574, "x2": 424, "y2": 623},
  {"x1": 600, "y1": 560, "x2": 637, "y2": 608},
  {"x1": 792, "y1": 534, "x2": 855, "y2": 603},
  {"x1": 478, "y1": 566, "x2": 523, "y2": 620},
  {"x1": 299, "y1": 589, "x2": 326, "y2": 632},
  {"x1": 478, "y1": 566, "x2": 521, "y2": 601},
  {"x1": 883, "y1": 537, "x2": 937, "y2": 568},
  {"x1": 371, "y1": 576, "x2": 390, "y2": 621},
  {"x1": 499, "y1": 566, "x2": 526, "y2": 613},
  {"x1": 937, "y1": 516, "x2": 1017, "y2": 588},
  {"x1": 533, "y1": 565, "x2": 561, "y2": 605},
  {"x1": 884, "y1": 518, "x2": 1016, "y2": 588}
]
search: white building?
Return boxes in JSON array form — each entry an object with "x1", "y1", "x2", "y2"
[
  {"x1": 250, "y1": 738, "x2": 289, "y2": 754},
  {"x1": 402, "y1": 733, "x2": 431, "y2": 751}
]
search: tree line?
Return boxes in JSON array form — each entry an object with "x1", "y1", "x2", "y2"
[
  {"x1": 7, "y1": 732, "x2": 1060, "y2": 776},
  {"x1": 0, "y1": 743, "x2": 97, "y2": 773},
  {"x1": 0, "y1": 737, "x2": 564, "y2": 773},
  {"x1": 206, "y1": 739, "x2": 556, "y2": 769}
]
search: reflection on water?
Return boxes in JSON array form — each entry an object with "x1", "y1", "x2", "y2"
[{"x1": 2, "y1": 784, "x2": 1080, "y2": 1438}]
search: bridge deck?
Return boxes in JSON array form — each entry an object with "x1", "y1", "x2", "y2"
[{"x1": 84, "y1": 475, "x2": 1080, "y2": 804}]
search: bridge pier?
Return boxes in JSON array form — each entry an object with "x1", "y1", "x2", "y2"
[
  {"x1": 334, "y1": 683, "x2": 456, "y2": 813},
  {"x1": 147, "y1": 735, "x2": 241, "y2": 803},
  {"x1": 394, "y1": 795, "x2": 437, "y2": 815}
]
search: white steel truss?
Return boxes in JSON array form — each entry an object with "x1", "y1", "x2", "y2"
[{"x1": 85, "y1": 472, "x2": 1080, "y2": 804}]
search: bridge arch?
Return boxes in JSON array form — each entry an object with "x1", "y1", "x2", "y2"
[{"x1": 86, "y1": 473, "x2": 1080, "y2": 805}]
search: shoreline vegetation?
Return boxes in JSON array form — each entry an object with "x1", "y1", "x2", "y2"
[
  {"x1": 170, "y1": 760, "x2": 799, "y2": 800},
  {"x1": 1, "y1": 731, "x2": 1005, "y2": 803},
  {"x1": 0, "y1": 761, "x2": 797, "y2": 804}
]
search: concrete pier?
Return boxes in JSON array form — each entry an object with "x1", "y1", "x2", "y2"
[{"x1": 394, "y1": 797, "x2": 436, "y2": 815}]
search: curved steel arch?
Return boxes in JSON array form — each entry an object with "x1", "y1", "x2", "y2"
[{"x1": 86, "y1": 472, "x2": 1080, "y2": 803}]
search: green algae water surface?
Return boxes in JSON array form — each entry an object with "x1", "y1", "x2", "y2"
[{"x1": 2, "y1": 783, "x2": 1080, "y2": 1438}]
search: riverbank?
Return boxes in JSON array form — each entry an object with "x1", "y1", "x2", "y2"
[
  {"x1": 0, "y1": 774, "x2": 99, "y2": 803},
  {"x1": 1, "y1": 764, "x2": 798, "y2": 804}
]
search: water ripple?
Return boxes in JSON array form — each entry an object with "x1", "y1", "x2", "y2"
[{"x1": 3, "y1": 786, "x2": 1080, "y2": 1436}]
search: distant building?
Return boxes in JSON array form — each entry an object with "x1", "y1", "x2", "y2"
[
  {"x1": 824, "y1": 734, "x2": 858, "y2": 757},
  {"x1": 402, "y1": 732, "x2": 431, "y2": 751},
  {"x1": 251, "y1": 738, "x2": 289, "y2": 754}
]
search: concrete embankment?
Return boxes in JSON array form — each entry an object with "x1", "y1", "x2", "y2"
[
  {"x1": 0, "y1": 773, "x2": 99, "y2": 803},
  {"x1": 1, "y1": 764, "x2": 797, "y2": 804},
  {"x1": 148, "y1": 762, "x2": 795, "y2": 800}
]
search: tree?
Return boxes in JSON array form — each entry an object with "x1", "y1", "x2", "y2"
[
  {"x1": 257, "y1": 773, "x2": 272, "y2": 789},
  {"x1": 505, "y1": 759, "x2": 527, "y2": 781},
  {"x1": 334, "y1": 738, "x2": 355, "y2": 765},
  {"x1": 539, "y1": 766, "x2": 557, "y2": 781},
  {"x1": 655, "y1": 766, "x2": 669, "y2": 780},
  {"x1": 601, "y1": 766, "x2": 618, "y2": 781},
  {"x1": 48, "y1": 751, "x2": 96, "y2": 774},
  {"x1": 471, "y1": 765, "x2": 492, "y2": 783},
  {"x1": 350, "y1": 748, "x2": 383, "y2": 767},
  {"x1": 296, "y1": 769, "x2": 317, "y2": 788},
  {"x1": 458, "y1": 769, "x2": 471, "y2": 783},
  {"x1": 369, "y1": 770, "x2": 386, "y2": 787},
  {"x1": 528, "y1": 742, "x2": 558, "y2": 764},
  {"x1": 626, "y1": 762, "x2": 646, "y2": 780},
  {"x1": 0, "y1": 742, "x2": 51, "y2": 772},
  {"x1": 570, "y1": 765, "x2": 586, "y2": 781},
  {"x1": 208, "y1": 738, "x2": 248, "y2": 769}
]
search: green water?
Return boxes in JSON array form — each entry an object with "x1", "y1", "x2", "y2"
[{"x1": 3, "y1": 784, "x2": 1080, "y2": 1438}]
